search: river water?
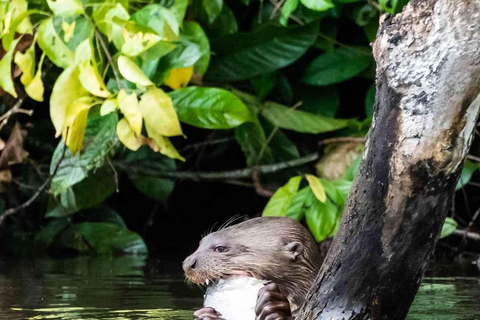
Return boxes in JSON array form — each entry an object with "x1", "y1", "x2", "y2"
[{"x1": 0, "y1": 256, "x2": 478, "y2": 320}]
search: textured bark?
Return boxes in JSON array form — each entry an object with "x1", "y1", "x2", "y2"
[{"x1": 298, "y1": 1, "x2": 480, "y2": 319}]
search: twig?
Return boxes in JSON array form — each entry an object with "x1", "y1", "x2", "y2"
[
  {"x1": 95, "y1": 29, "x2": 124, "y2": 90},
  {"x1": 179, "y1": 137, "x2": 234, "y2": 152},
  {"x1": 118, "y1": 153, "x2": 319, "y2": 181},
  {"x1": 0, "y1": 98, "x2": 33, "y2": 131},
  {"x1": 252, "y1": 171, "x2": 275, "y2": 197},
  {"x1": 107, "y1": 157, "x2": 119, "y2": 192},
  {"x1": 467, "y1": 154, "x2": 480, "y2": 163},
  {"x1": 0, "y1": 139, "x2": 68, "y2": 227},
  {"x1": 452, "y1": 229, "x2": 480, "y2": 241}
]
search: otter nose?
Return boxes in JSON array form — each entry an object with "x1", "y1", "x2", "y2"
[{"x1": 183, "y1": 256, "x2": 198, "y2": 272}]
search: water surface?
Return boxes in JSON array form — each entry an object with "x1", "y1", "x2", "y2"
[{"x1": 0, "y1": 256, "x2": 478, "y2": 319}]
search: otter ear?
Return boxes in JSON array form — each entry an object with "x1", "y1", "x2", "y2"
[{"x1": 284, "y1": 242, "x2": 304, "y2": 261}]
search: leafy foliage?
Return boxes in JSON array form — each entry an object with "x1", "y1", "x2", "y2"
[{"x1": 0, "y1": 0, "x2": 473, "y2": 257}]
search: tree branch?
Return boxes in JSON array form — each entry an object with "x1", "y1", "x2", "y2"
[
  {"x1": 117, "y1": 153, "x2": 319, "y2": 181},
  {"x1": 0, "y1": 140, "x2": 68, "y2": 227}
]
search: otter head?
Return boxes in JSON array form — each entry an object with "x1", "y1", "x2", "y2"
[{"x1": 183, "y1": 216, "x2": 322, "y2": 312}]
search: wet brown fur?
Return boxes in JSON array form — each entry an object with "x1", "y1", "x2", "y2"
[{"x1": 183, "y1": 217, "x2": 322, "y2": 315}]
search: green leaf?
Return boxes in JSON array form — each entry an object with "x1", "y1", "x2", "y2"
[
  {"x1": 302, "y1": 47, "x2": 373, "y2": 86},
  {"x1": 295, "y1": 85, "x2": 339, "y2": 117},
  {"x1": 456, "y1": 159, "x2": 478, "y2": 191},
  {"x1": 305, "y1": 196, "x2": 340, "y2": 242},
  {"x1": 300, "y1": 0, "x2": 334, "y2": 11},
  {"x1": 169, "y1": 86, "x2": 252, "y2": 129},
  {"x1": 92, "y1": 2, "x2": 130, "y2": 50},
  {"x1": 206, "y1": 23, "x2": 318, "y2": 81},
  {"x1": 343, "y1": 153, "x2": 362, "y2": 181},
  {"x1": 65, "y1": 222, "x2": 148, "y2": 255},
  {"x1": 192, "y1": 0, "x2": 223, "y2": 25},
  {"x1": 181, "y1": 22, "x2": 210, "y2": 74},
  {"x1": 260, "y1": 118, "x2": 300, "y2": 162},
  {"x1": 285, "y1": 186, "x2": 315, "y2": 221},
  {"x1": 250, "y1": 73, "x2": 276, "y2": 99},
  {"x1": 280, "y1": 0, "x2": 300, "y2": 25},
  {"x1": 204, "y1": 3, "x2": 238, "y2": 38},
  {"x1": 440, "y1": 217, "x2": 458, "y2": 239},
  {"x1": 263, "y1": 176, "x2": 302, "y2": 217},
  {"x1": 160, "y1": 22, "x2": 210, "y2": 73},
  {"x1": 37, "y1": 18, "x2": 75, "y2": 68},
  {"x1": 0, "y1": 38, "x2": 20, "y2": 97},
  {"x1": 35, "y1": 217, "x2": 70, "y2": 248},
  {"x1": 132, "y1": 4, "x2": 179, "y2": 42},
  {"x1": 235, "y1": 121, "x2": 274, "y2": 166},
  {"x1": 261, "y1": 101, "x2": 349, "y2": 134},
  {"x1": 50, "y1": 112, "x2": 118, "y2": 195},
  {"x1": 124, "y1": 146, "x2": 176, "y2": 204},
  {"x1": 47, "y1": 168, "x2": 116, "y2": 217}
]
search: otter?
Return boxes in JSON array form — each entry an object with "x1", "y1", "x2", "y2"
[{"x1": 183, "y1": 217, "x2": 322, "y2": 319}]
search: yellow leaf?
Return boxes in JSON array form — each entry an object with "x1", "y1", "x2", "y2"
[
  {"x1": 25, "y1": 54, "x2": 45, "y2": 102},
  {"x1": 92, "y1": 3, "x2": 129, "y2": 49},
  {"x1": 0, "y1": 38, "x2": 20, "y2": 97},
  {"x1": 50, "y1": 66, "x2": 88, "y2": 137},
  {"x1": 117, "y1": 118, "x2": 143, "y2": 151},
  {"x1": 75, "y1": 39, "x2": 111, "y2": 98},
  {"x1": 100, "y1": 98, "x2": 118, "y2": 116},
  {"x1": 145, "y1": 123, "x2": 185, "y2": 161},
  {"x1": 139, "y1": 87, "x2": 182, "y2": 137},
  {"x1": 62, "y1": 20, "x2": 75, "y2": 42},
  {"x1": 6, "y1": 0, "x2": 33, "y2": 34},
  {"x1": 121, "y1": 23, "x2": 161, "y2": 57},
  {"x1": 37, "y1": 18, "x2": 74, "y2": 68},
  {"x1": 64, "y1": 97, "x2": 92, "y2": 154},
  {"x1": 118, "y1": 90, "x2": 142, "y2": 135},
  {"x1": 305, "y1": 174, "x2": 327, "y2": 203},
  {"x1": 117, "y1": 55, "x2": 153, "y2": 87},
  {"x1": 14, "y1": 40, "x2": 35, "y2": 85},
  {"x1": 164, "y1": 66, "x2": 193, "y2": 90},
  {"x1": 47, "y1": 0, "x2": 84, "y2": 16}
]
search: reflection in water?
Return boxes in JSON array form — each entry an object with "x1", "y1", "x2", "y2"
[{"x1": 0, "y1": 256, "x2": 478, "y2": 319}]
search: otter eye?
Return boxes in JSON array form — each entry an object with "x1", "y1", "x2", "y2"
[{"x1": 214, "y1": 246, "x2": 228, "y2": 253}]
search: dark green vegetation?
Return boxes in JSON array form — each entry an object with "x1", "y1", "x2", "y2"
[{"x1": 0, "y1": 0, "x2": 478, "y2": 257}]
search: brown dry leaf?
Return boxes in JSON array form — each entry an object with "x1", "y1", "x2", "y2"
[
  {"x1": 0, "y1": 169, "x2": 12, "y2": 192},
  {"x1": 316, "y1": 142, "x2": 362, "y2": 180},
  {"x1": 0, "y1": 122, "x2": 29, "y2": 169}
]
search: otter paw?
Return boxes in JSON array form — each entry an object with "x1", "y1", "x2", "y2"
[
  {"x1": 255, "y1": 282, "x2": 292, "y2": 320},
  {"x1": 194, "y1": 307, "x2": 224, "y2": 320}
]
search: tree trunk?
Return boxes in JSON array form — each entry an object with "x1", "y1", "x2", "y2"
[{"x1": 298, "y1": 1, "x2": 480, "y2": 319}]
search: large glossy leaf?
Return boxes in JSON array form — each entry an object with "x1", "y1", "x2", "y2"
[
  {"x1": 50, "y1": 112, "x2": 118, "y2": 195},
  {"x1": 169, "y1": 86, "x2": 252, "y2": 129},
  {"x1": 302, "y1": 47, "x2": 373, "y2": 85},
  {"x1": 206, "y1": 23, "x2": 318, "y2": 81},
  {"x1": 305, "y1": 174, "x2": 326, "y2": 202},
  {"x1": 285, "y1": 186, "x2": 315, "y2": 221},
  {"x1": 261, "y1": 101, "x2": 349, "y2": 134},
  {"x1": 263, "y1": 176, "x2": 302, "y2": 217}
]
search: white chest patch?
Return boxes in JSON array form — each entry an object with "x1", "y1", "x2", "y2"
[{"x1": 204, "y1": 277, "x2": 267, "y2": 320}]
